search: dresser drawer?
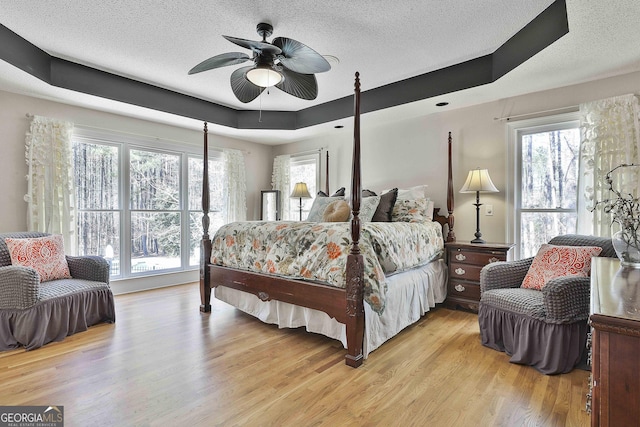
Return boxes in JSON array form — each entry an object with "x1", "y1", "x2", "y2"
[
  {"x1": 449, "y1": 250, "x2": 506, "y2": 266},
  {"x1": 449, "y1": 280, "x2": 480, "y2": 301},
  {"x1": 449, "y1": 262, "x2": 483, "y2": 282}
]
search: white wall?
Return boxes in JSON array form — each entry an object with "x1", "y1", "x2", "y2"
[
  {"x1": 0, "y1": 90, "x2": 273, "y2": 293},
  {"x1": 272, "y1": 70, "x2": 640, "y2": 244}
]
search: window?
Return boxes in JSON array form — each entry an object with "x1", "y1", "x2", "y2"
[
  {"x1": 509, "y1": 114, "x2": 580, "y2": 258},
  {"x1": 73, "y1": 129, "x2": 224, "y2": 278},
  {"x1": 288, "y1": 153, "x2": 320, "y2": 220}
]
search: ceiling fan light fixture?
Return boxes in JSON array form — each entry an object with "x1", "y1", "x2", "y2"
[{"x1": 246, "y1": 66, "x2": 282, "y2": 87}]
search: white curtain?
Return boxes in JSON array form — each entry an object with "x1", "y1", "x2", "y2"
[
  {"x1": 223, "y1": 148, "x2": 247, "y2": 222},
  {"x1": 271, "y1": 154, "x2": 291, "y2": 220},
  {"x1": 577, "y1": 94, "x2": 640, "y2": 237},
  {"x1": 24, "y1": 115, "x2": 77, "y2": 253}
]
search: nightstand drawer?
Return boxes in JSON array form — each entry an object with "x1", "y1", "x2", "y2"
[
  {"x1": 449, "y1": 280, "x2": 480, "y2": 301},
  {"x1": 450, "y1": 250, "x2": 505, "y2": 266},
  {"x1": 449, "y1": 262, "x2": 483, "y2": 282}
]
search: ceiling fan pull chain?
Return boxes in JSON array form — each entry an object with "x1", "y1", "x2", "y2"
[{"x1": 259, "y1": 92, "x2": 263, "y2": 122}]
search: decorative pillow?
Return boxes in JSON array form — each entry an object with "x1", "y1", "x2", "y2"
[
  {"x1": 362, "y1": 189, "x2": 377, "y2": 197},
  {"x1": 317, "y1": 187, "x2": 346, "y2": 197},
  {"x1": 424, "y1": 198, "x2": 434, "y2": 221},
  {"x1": 358, "y1": 196, "x2": 381, "y2": 222},
  {"x1": 391, "y1": 198, "x2": 428, "y2": 223},
  {"x1": 322, "y1": 200, "x2": 351, "y2": 222},
  {"x1": 371, "y1": 188, "x2": 398, "y2": 222},
  {"x1": 394, "y1": 185, "x2": 428, "y2": 200},
  {"x1": 5, "y1": 234, "x2": 72, "y2": 282},
  {"x1": 521, "y1": 244, "x2": 603, "y2": 290},
  {"x1": 306, "y1": 196, "x2": 344, "y2": 222}
]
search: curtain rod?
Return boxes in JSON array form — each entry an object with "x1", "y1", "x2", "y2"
[
  {"x1": 286, "y1": 147, "x2": 325, "y2": 157},
  {"x1": 493, "y1": 106, "x2": 579, "y2": 122}
]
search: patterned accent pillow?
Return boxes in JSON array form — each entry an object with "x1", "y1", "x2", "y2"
[
  {"x1": 5, "y1": 234, "x2": 72, "y2": 282},
  {"x1": 359, "y1": 196, "x2": 381, "y2": 222},
  {"x1": 306, "y1": 196, "x2": 344, "y2": 222},
  {"x1": 391, "y1": 198, "x2": 428, "y2": 223},
  {"x1": 521, "y1": 244, "x2": 603, "y2": 290}
]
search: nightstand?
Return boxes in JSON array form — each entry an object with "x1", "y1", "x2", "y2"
[{"x1": 445, "y1": 241, "x2": 514, "y2": 312}]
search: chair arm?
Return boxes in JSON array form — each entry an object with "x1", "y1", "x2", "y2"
[
  {"x1": 480, "y1": 257, "x2": 533, "y2": 293},
  {"x1": 0, "y1": 265, "x2": 40, "y2": 309},
  {"x1": 542, "y1": 276, "x2": 591, "y2": 324},
  {"x1": 66, "y1": 256, "x2": 110, "y2": 284}
]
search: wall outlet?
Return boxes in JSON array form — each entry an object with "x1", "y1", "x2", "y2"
[{"x1": 485, "y1": 204, "x2": 494, "y2": 216}]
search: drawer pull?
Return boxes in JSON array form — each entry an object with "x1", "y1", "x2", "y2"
[
  {"x1": 455, "y1": 253, "x2": 466, "y2": 261},
  {"x1": 455, "y1": 267, "x2": 466, "y2": 275},
  {"x1": 488, "y1": 257, "x2": 500, "y2": 263},
  {"x1": 454, "y1": 284, "x2": 466, "y2": 292}
]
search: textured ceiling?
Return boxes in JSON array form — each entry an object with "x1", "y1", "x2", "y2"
[{"x1": 1, "y1": 0, "x2": 640, "y2": 144}]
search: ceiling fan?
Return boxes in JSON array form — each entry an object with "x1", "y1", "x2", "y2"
[{"x1": 188, "y1": 23, "x2": 331, "y2": 103}]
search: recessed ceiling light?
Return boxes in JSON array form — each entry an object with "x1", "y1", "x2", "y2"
[
  {"x1": 436, "y1": 102, "x2": 449, "y2": 107},
  {"x1": 334, "y1": 125, "x2": 344, "y2": 129}
]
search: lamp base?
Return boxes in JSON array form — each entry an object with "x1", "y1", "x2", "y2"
[{"x1": 470, "y1": 238, "x2": 486, "y2": 244}]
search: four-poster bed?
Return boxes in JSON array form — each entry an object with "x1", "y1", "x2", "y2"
[{"x1": 199, "y1": 72, "x2": 456, "y2": 367}]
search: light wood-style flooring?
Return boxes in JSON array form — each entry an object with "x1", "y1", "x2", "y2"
[{"x1": 0, "y1": 283, "x2": 590, "y2": 426}]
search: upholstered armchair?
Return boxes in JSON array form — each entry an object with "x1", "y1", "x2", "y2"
[
  {"x1": 0, "y1": 232, "x2": 116, "y2": 351},
  {"x1": 478, "y1": 234, "x2": 617, "y2": 374}
]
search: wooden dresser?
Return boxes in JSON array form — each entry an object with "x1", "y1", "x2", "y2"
[
  {"x1": 589, "y1": 257, "x2": 640, "y2": 426},
  {"x1": 445, "y1": 242, "x2": 514, "y2": 312}
]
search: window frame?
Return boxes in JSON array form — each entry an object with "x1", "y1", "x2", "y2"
[
  {"x1": 506, "y1": 112, "x2": 581, "y2": 259},
  {"x1": 73, "y1": 127, "x2": 223, "y2": 279}
]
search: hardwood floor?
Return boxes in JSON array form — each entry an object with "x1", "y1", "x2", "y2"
[{"x1": 0, "y1": 283, "x2": 590, "y2": 426}]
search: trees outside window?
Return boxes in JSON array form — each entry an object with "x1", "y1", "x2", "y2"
[
  {"x1": 511, "y1": 116, "x2": 580, "y2": 258},
  {"x1": 73, "y1": 129, "x2": 224, "y2": 278}
]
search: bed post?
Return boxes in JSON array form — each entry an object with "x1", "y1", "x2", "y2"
[
  {"x1": 446, "y1": 131, "x2": 456, "y2": 242},
  {"x1": 325, "y1": 151, "x2": 330, "y2": 195},
  {"x1": 345, "y1": 72, "x2": 364, "y2": 367},
  {"x1": 200, "y1": 122, "x2": 212, "y2": 312}
]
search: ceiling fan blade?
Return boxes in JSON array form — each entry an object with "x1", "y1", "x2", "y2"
[
  {"x1": 275, "y1": 68, "x2": 318, "y2": 100},
  {"x1": 272, "y1": 37, "x2": 331, "y2": 74},
  {"x1": 188, "y1": 52, "x2": 250, "y2": 75},
  {"x1": 230, "y1": 66, "x2": 265, "y2": 103},
  {"x1": 223, "y1": 35, "x2": 282, "y2": 55}
]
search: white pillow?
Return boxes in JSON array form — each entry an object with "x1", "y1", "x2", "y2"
[{"x1": 397, "y1": 185, "x2": 428, "y2": 200}]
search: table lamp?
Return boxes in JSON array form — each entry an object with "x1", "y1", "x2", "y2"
[{"x1": 459, "y1": 168, "x2": 498, "y2": 244}]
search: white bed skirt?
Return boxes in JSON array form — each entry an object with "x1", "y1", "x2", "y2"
[{"x1": 214, "y1": 259, "x2": 447, "y2": 358}]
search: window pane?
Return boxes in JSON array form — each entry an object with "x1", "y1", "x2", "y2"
[
  {"x1": 521, "y1": 128, "x2": 579, "y2": 209},
  {"x1": 74, "y1": 143, "x2": 119, "y2": 210},
  {"x1": 77, "y1": 211, "x2": 120, "y2": 276},
  {"x1": 130, "y1": 150, "x2": 180, "y2": 210},
  {"x1": 130, "y1": 212, "x2": 181, "y2": 272},
  {"x1": 187, "y1": 157, "x2": 224, "y2": 212},
  {"x1": 520, "y1": 212, "x2": 577, "y2": 258},
  {"x1": 290, "y1": 160, "x2": 317, "y2": 220}
]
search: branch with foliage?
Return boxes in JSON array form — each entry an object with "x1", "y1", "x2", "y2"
[{"x1": 591, "y1": 163, "x2": 640, "y2": 252}]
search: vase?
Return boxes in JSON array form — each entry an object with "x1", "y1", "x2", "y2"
[{"x1": 611, "y1": 230, "x2": 640, "y2": 267}]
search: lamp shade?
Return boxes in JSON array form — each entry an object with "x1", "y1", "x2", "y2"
[
  {"x1": 246, "y1": 66, "x2": 282, "y2": 88},
  {"x1": 290, "y1": 182, "x2": 311, "y2": 199},
  {"x1": 459, "y1": 168, "x2": 499, "y2": 193}
]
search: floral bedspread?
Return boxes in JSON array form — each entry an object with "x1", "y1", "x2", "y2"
[{"x1": 210, "y1": 220, "x2": 444, "y2": 314}]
